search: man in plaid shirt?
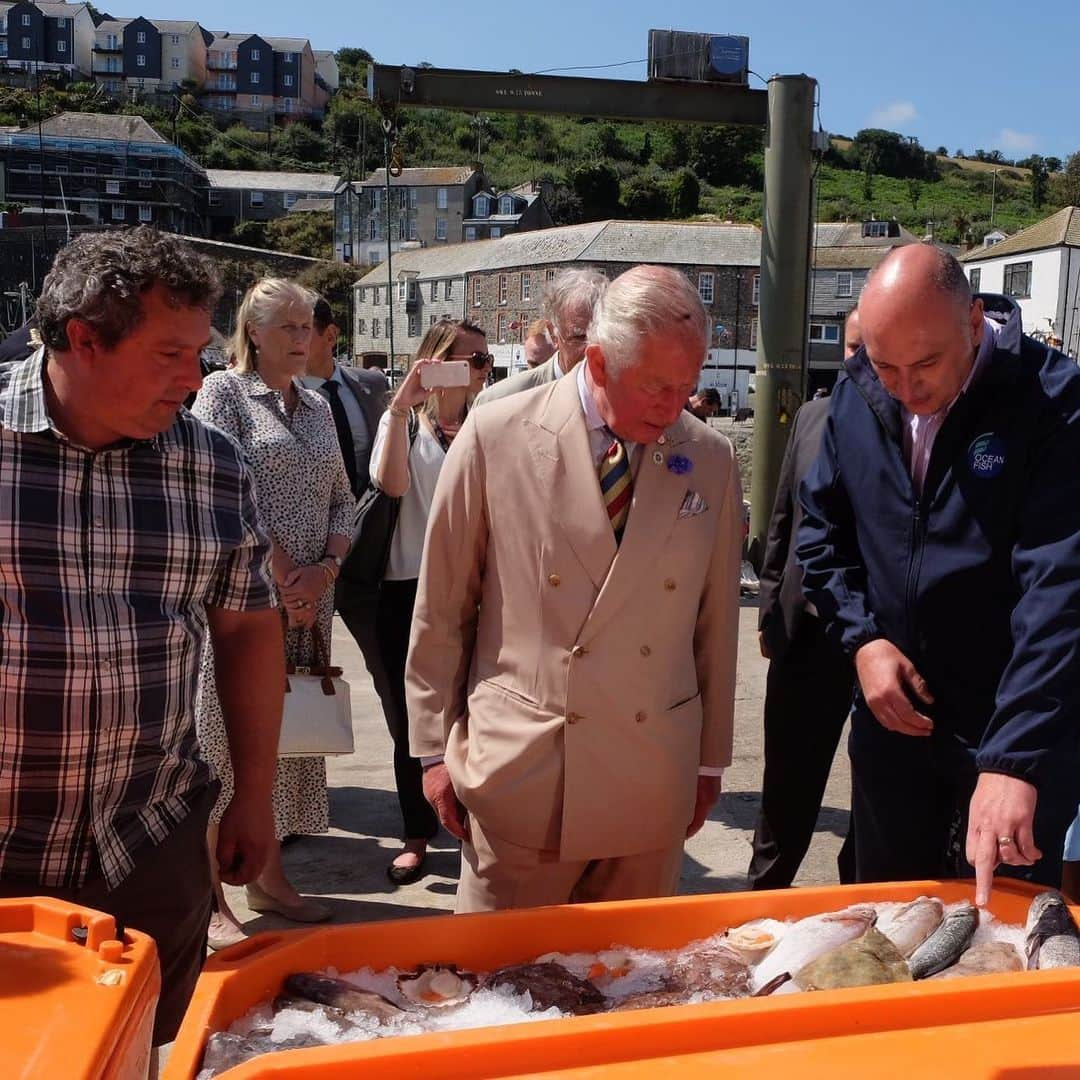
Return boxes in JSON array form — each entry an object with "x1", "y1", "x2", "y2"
[{"x1": 0, "y1": 228, "x2": 285, "y2": 1044}]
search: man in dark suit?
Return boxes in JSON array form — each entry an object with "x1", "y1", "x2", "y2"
[
  {"x1": 747, "y1": 308, "x2": 861, "y2": 889},
  {"x1": 303, "y1": 296, "x2": 390, "y2": 701}
]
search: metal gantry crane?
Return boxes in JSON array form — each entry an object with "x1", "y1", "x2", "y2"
[{"x1": 367, "y1": 49, "x2": 816, "y2": 561}]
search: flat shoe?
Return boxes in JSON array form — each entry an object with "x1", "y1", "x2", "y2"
[
  {"x1": 207, "y1": 920, "x2": 248, "y2": 952},
  {"x1": 245, "y1": 883, "x2": 332, "y2": 923},
  {"x1": 386, "y1": 858, "x2": 427, "y2": 887}
]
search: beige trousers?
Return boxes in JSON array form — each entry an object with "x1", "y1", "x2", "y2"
[{"x1": 455, "y1": 815, "x2": 684, "y2": 913}]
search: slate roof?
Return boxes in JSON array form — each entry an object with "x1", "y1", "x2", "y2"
[
  {"x1": 206, "y1": 169, "x2": 341, "y2": 193},
  {"x1": 958, "y1": 207, "x2": 1080, "y2": 262},
  {"x1": 38, "y1": 112, "x2": 168, "y2": 144},
  {"x1": 356, "y1": 220, "x2": 762, "y2": 286},
  {"x1": 289, "y1": 197, "x2": 334, "y2": 213},
  {"x1": 358, "y1": 167, "x2": 478, "y2": 188}
]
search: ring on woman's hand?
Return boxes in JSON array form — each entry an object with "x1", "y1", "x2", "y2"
[{"x1": 997, "y1": 836, "x2": 1015, "y2": 846}]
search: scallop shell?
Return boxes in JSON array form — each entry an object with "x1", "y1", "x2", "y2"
[
  {"x1": 396, "y1": 964, "x2": 477, "y2": 1007},
  {"x1": 726, "y1": 924, "x2": 780, "y2": 963}
]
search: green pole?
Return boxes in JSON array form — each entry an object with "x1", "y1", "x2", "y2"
[{"x1": 748, "y1": 75, "x2": 816, "y2": 567}]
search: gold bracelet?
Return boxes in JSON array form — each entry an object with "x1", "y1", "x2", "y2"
[
  {"x1": 317, "y1": 560, "x2": 336, "y2": 587},
  {"x1": 388, "y1": 404, "x2": 409, "y2": 419}
]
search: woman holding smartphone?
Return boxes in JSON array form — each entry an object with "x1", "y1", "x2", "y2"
[{"x1": 369, "y1": 318, "x2": 492, "y2": 885}]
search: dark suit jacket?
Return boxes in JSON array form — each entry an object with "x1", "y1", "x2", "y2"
[
  {"x1": 0, "y1": 322, "x2": 36, "y2": 368},
  {"x1": 757, "y1": 397, "x2": 829, "y2": 661},
  {"x1": 312, "y1": 362, "x2": 388, "y2": 498}
]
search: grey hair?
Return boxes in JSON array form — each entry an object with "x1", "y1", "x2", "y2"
[
  {"x1": 589, "y1": 265, "x2": 709, "y2": 373},
  {"x1": 229, "y1": 277, "x2": 317, "y2": 374},
  {"x1": 542, "y1": 267, "x2": 609, "y2": 333},
  {"x1": 38, "y1": 226, "x2": 220, "y2": 351}
]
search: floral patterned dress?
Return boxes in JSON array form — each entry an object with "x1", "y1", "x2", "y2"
[{"x1": 192, "y1": 369, "x2": 354, "y2": 838}]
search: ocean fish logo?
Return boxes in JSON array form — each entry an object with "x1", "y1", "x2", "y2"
[{"x1": 968, "y1": 433, "x2": 1007, "y2": 479}]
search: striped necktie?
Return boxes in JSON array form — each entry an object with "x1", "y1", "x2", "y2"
[{"x1": 599, "y1": 432, "x2": 632, "y2": 544}]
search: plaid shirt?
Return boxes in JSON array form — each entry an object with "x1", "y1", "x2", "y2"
[{"x1": 0, "y1": 350, "x2": 274, "y2": 889}]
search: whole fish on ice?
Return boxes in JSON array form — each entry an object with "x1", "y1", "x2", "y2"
[
  {"x1": 908, "y1": 904, "x2": 977, "y2": 979},
  {"x1": 794, "y1": 927, "x2": 912, "y2": 990},
  {"x1": 876, "y1": 897, "x2": 944, "y2": 958},
  {"x1": 929, "y1": 941, "x2": 1022, "y2": 979},
  {"x1": 1025, "y1": 891, "x2": 1080, "y2": 970}
]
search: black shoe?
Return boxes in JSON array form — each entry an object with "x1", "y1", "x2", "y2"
[
  {"x1": 386, "y1": 857, "x2": 427, "y2": 887},
  {"x1": 280, "y1": 833, "x2": 302, "y2": 848}
]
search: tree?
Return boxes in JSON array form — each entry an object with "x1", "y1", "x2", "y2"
[
  {"x1": 295, "y1": 262, "x2": 367, "y2": 351},
  {"x1": 669, "y1": 168, "x2": 700, "y2": 217},
  {"x1": 1056, "y1": 152, "x2": 1080, "y2": 207},
  {"x1": 689, "y1": 125, "x2": 762, "y2": 187},
  {"x1": 621, "y1": 175, "x2": 667, "y2": 219},
  {"x1": 1025, "y1": 154, "x2": 1050, "y2": 209},
  {"x1": 638, "y1": 131, "x2": 653, "y2": 165},
  {"x1": 907, "y1": 178, "x2": 923, "y2": 212},
  {"x1": 230, "y1": 220, "x2": 268, "y2": 248},
  {"x1": 265, "y1": 212, "x2": 334, "y2": 260},
  {"x1": 570, "y1": 161, "x2": 621, "y2": 221},
  {"x1": 275, "y1": 122, "x2": 328, "y2": 166},
  {"x1": 587, "y1": 122, "x2": 622, "y2": 160},
  {"x1": 1045, "y1": 156, "x2": 1063, "y2": 174},
  {"x1": 547, "y1": 183, "x2": 584, "y2": 225}
]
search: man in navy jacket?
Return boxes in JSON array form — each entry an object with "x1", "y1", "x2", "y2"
[{"x1": 797, "y1": 244, "x2": 1080, "y2": 906}]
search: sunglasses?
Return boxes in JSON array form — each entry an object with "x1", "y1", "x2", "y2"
[{"x1": 449, "y1": 351, "x2": 495, "y2": 370}]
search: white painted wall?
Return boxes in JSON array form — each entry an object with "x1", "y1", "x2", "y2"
[
  {"x1": 963, "y1": 247, "x2": 1064, "y2": 339},
  {"x1": 700, "y1": 347, "x2": 755, "y2": 410}
]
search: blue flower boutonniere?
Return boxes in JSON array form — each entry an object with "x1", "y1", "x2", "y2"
[{"x1": 667, "y1": 454, "x2": 693, "y2": 476}]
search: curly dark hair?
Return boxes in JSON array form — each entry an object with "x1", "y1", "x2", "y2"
[{"x1": 37, "y1": 227, "x2": 221, "y2": 351}]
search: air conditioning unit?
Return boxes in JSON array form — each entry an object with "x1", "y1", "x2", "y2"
[{"x1": 648, "y1": 30, "x2": 749, "y2": 86}]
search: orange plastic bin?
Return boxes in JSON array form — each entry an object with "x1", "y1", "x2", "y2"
[
  {"x1": 166, "y1": 879, "x2": 1080, "y2": 1080},
  {"x1": 0, "y1": 896, "x2": 160, "y2": 1080}
]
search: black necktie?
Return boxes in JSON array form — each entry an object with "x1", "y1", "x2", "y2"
[{"x1": 321, "y1": 379, "x2": 359, "y2": 495}]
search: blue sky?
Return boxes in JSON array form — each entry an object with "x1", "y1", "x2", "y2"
[{"x1": 137, "y1": 0, "x2": 1080, "y2": 161}]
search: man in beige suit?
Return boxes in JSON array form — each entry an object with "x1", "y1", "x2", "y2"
[
  {"x1": 474, "y1": 266, "x2": 608, "y2": 407},
  {"x1": 407, "y1": 265, "x2": 743, "y2": 912}
]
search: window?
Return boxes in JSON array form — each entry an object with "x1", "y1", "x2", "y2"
[
  {"x1": 475, "y1": 194, "x2": 490, "y2": 217},
  {"x1": 371, "y1": 188, "x2": 382, "y2": 211},
  {"x1": 398, "y1": 280, "x2": 407, "y2": 301},
  {"x1": 970, "y1": 268, "x2": 982, "y2": 292},
  {"x1": 809, "y1": 323, "x2": 842, "y2": 343},
  {"x1": 136, "y1": 30, "x2": 146, "y2": 44},
  {"x1": 865, "y1": 220, "x2": 889, "y2": 238},
  {"x1": 1003, "y1": 261, "x2": 1032, "y2": 299},
  {"x1": 341, "y1": 212, "x2": 351, "y2": 231},
  {"x1": 435, "y1": 217, "x2": 447, "y2": 241},
  {"x1": 836, "y1": 271, "x2": 853, "y2": 298},
  {"x1": 26, "y1": 162, "x2": 41, "y2": 173},
  {"x1": 429, "y1": 314, "x2": 438, "y2": 326},
  {"x1": 283, "y1": 74, "x2": 293, "y2": 87},
  {"x1": 752, "y1": 273, "x2": 760, "y2": 305},
  {"x1": 408, "y1": 314, "x2": 419, "y2": 337},
  {"x1": 358, "y1": 288, "x2": 366, "y2": 303},
  {"x1": 473, "y1": 278, "x2": 481, "y2": 306},
  {"x1": 251, "y1": 71, "x2": 260, "y2": 84},
  {"x1": 698, "y1": 272, "x2": 714, "y2": 304},
  {"x1": 464, "y1": 226, "x2": 477, "y2": 241},
  {"x1": 357, "y1": 318, "x2": 366, "y2": 334},
  {"x1": 83, "y1": 165, "x2": 96, "y2": 175},
  {"x1": 171, "y1": 57, "x2": 180, "y2": 69},
  {"x1": 521, "y1": 272, "x2": 531, "y2": 302},
  {"x1": 373, "y1": 286, "x2": 380, "y2": 304},
  {"x1": 283, "y1": 192, "x2": 299, "y2": 209},
  {"x1": 21, "y1": 36, "x2": 30, "y2": 49},
  {"x1": 496, "y1": 312, "x2": 506, "y2": 341},
  {"x1": 171, "y1": 34, "x2": 180, "y2": 45},
  {"x1": 55, "y1": 164, "x2": 68, "y2": 174},
  {"x1": 436, "y1": 187, "x2": 448, "y2": 210},
  {"x1": 409, "y1": 188, "x2": 418, "y2": 209},
  {"x1": 283, "y1": 52, "x2": 294, "y2": 62},
  {"x1": 430, "y1": 280, "x2": 438, "y2": 301},
  {"x1": 397, "y1": 218, "x2": 407, "y2": 241},
  {"x1": 106, "y1": 179, "x2": 121, "y2": 194},
  {"x1": 499, "y1": 195, "x2": 513, "y2": 215},
  {"x1": 498, "y1": 275, "x2": 508, "y2": 305},
  {"x1": 372, "y1": 317, "x2": 380, "y2": 338},
  {"x1": 368, "y1": 218, "x2": 377, "y2": 241},
  {"x1": 750, "y1": 320, "x2": 758, "y2": 349},
  {"x1": 251, "y1": 48, "x2": 261, "y2": 61},
  {"x1": 368, "y1": 249, "x2": 381, "y2": 263},
  {"x1": 22, "y1": 13, "x2": 31, "y2": 26},
  {"x1": 57, "y1": 40, "x2": 66, "y2": 53},
  {"x1": 546, "y1": 268, "x2": 556, "y2": 282},
  {"x1": 57, "y1": 17, "x2": 66, "y2": 26},
  {"x1": 139, "y1": 168, "x2": 152, "y2": 188},
  {"x1": 250, "y1": 95, "x2": 260, "y2": 106},
  {"x1": 444, "y1": 280, "x2": 452, "y2": 300},
  {"x1": 111, "y1": 204, "x2": 125, "y2": 220},
  {"x1": 208, "y1": 189, "x2": 222, "y2": 206},
  {"x1": 490, "y1": 227, "x2": 501, "y2": 239},
  {"x1": 138, "y1": 205, "x2": 152, "y2": 222},
  {"x1": 408, "y1": 219, "x2": 418, "y2": 241},
  {"x1": 249, "y1": 190, "x2": 264, "y2": 207},
  {"x1": 136, "y1": 54, "x2": 146, "y2": 67}
]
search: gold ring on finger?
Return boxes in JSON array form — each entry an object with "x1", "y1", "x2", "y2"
[{"x1": 997, "y1": 836, "x2": 1015, "y2": 846}]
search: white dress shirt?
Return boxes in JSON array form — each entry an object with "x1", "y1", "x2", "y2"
[{"x1": 300, "y1": 364, "x2": 371, "y2": 481}]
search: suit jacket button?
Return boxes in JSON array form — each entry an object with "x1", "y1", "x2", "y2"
[
  {"x1": 571, "y1": 645, "x2": 587, "y2": 658},
  {"x1": 640, "y1": 645, "x2": 651, "y2": 657},
  {"x1": 548, "y1": 574, "x2": 561, "y2": 587},
  {"x1": 635, "y1": 711, "x2": 647, "y2": 723},
  {"x1": 566, "y1": 712, "x2": 582, "y2": 725},
  {"x1": 664, "y1": 579, "x2": 677, "y2": 591}
]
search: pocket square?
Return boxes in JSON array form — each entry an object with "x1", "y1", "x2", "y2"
[{"x1": 678, "y1": 490, "x2": 709, "y2": 519}]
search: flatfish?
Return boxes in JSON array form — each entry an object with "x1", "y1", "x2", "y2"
[
  {"x1": 929, "y1": 940, "x2": 1022, "y2": 979},
  {"x1": 670, "y1": 941, "x2": 751, "y2": 997},
  {"x1": 481, "y1": 962, "x2": 606, "y2": 1014},
  {"x1": 283, "y1": 972, "x2": 405, "y2": 1022},
  {"x1": 908, "y1": 904, "x2": 977, "y2": 979},
  {"x1": 1025, "y1": 891, "x2": 1080, "y2": 970},
  {"x1": 794, "y1": 927, "x2": 912, "y2": 990}
]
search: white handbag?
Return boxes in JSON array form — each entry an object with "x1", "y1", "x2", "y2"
[{"x1": 278, "y1": 621, "x2": 355, "y2": 758}]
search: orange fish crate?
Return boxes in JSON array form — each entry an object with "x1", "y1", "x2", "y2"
[
  {"x1": 166, "y1": 879, "x2": 1080, "y2": 1080},
  {"x1": 0, "y1": 896, "x2": 160, "y2": 1080}
]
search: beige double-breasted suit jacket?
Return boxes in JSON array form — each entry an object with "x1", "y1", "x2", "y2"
[{"x1": 406, "y1": 370, "x2": 742, "y2": 859}]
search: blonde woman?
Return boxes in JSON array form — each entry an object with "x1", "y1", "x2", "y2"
[
  {"x1": 192, "y1": 278, "x2": 354, "y2": 946},
  {"x1": 369, "y1": 318, "x2": 491, "y2": 885}
]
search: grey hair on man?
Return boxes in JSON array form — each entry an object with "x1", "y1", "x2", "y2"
[
  {"x1": 543, "y1": 267, "x2": 609, "y2": 336},
  {"x1": 37, "y1": 226, "x2": 220, "y2": 351},
  {"x1": 589, "y1": 264, "x2": 709, "y2": 373}
]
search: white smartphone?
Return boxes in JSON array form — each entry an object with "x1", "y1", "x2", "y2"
[{"x1": 420, "y1": 361, "x2": 471, "y2": 389}]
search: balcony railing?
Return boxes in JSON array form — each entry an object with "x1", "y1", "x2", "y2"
[
  {"x1": 207, "y1": 56, "x2": 237, "y2": 70},
  {"x1": 210, "y1": 79, "x2": 236, "y2": 91},
  {"x1": 92, "y1": 43, "x2": 122, "y2": 52},
  {"x1": 92, "y1": 63, "x2": 122, "y2": 75}
]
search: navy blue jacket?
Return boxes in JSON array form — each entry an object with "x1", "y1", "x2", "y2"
[{"x1": 796, "y1": 295, "x2": 1080, "y2": 786}]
